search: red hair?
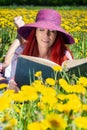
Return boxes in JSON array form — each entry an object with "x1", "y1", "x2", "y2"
[
  {"x1": 22, "y1": 29, "x2": 39, "y2": 56},
  {"x1": 50, "y1": 32, "x2": 73, "y2": 65},
  {"x1": 22, "y1": 29, "x2": 73, "y2": 65}
]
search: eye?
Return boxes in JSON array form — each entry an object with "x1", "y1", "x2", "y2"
[
  {"x1": 49, "y1": 30, "x2": 57, "y2": 34},
  {"x1": 39, "y1": 28, "x2": 44, "y2": 31}
]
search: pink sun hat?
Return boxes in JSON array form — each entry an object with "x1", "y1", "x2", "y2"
[{"x1": 18, "y1": 9, "x2": 75, "y2": 44}]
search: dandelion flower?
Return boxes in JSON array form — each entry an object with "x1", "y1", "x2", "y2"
[
  {"x1": 74, "y1": 116, "x2": 87, "y2": 129},
  {"x1": 46, "y1": 113, "x2": 67, "y2": 129},
  {"x1": 52, "y1": 65, "x2": 62, "y2": 72},
  {"x1": 45, "y1": 78, "x2": 55, "y2": 86}
]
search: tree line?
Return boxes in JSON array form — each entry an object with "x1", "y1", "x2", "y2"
[{"x1": 0, "y1": 0, "x2": 87, "y2": 6}]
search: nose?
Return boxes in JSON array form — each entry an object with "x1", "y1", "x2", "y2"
[{"x1": 45, "y1": 29, "x2": 50, "y2": 36}]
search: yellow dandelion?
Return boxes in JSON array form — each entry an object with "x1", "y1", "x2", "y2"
[
  {"x1": 74, "y1": 38, "x2": 79, "y2": 44},
  {"x1": 21, "y1": 85, "x2": 33, "y2": 91},
  {"x1": 57, "y1": 94, "x2": 67, "y2": 100},
  {"x1": 82, "y1": 104, "x2": 87, "y2": 111},
  {"x1": 40, "y1": 119, "x2": 51, "y2": 130},
  {"x1": 32, "y1": 80, "x2": 42, "y2": 87},
  {"x1": 34, "y1": 71, "x2": 42, "y2": 77},
  {"x1": 0, "y1": 96, "x2": 10, "y2": 111},
  {"x1": 21, "y1": 86, "x2": 38, "y2": 101},
  {"x1": 41, "y1": 94, "x2": 57, "y2": 108},
  {"x1": 77, "y1": 76, "x2": 87, "y2": 87},
  {"x1": 46, "y1": 113, "x2": 67, "y2": 129},
  {"x1": 21, "y1": 90, "x2": 38, "y2": 101},
  {"x1": 45, "y1": 78, "x2": 55, "y2": 86},
  {"x1": 52, "y1": 65, "x2": 62, "y2": 72},
  {"x1": 13, "y1": 105, "x2": 21, "y2": 114},
  {"x1": 0, "y1": 83, "x2": 7, "y2": 89},
  {"x1": 65, "y1": 94, "x2": 82, "y2": 112},
  {"x1": 1, "y1": 113, "x2": 11, "y2": 123},
  {"x1": 56, "y1": 103, "x2": 66, "y2": 112},
  {"x1": 59, "y1": 78, "x2": 68, "y2": 86},
  {"x1": 42, "y1": 87, "x2": 56, "y2": 97},
  {"x1": 37, "y1": 102, "x2": 45, "y2": 110},
  {"x1": 65, "y1": 84, "x2": 86, "y2": 94},
  {"x1": 28, "y1": 122, "x2": 42, "y2": 130},
  {"x1": 11, "y1": 92, "x2": 25, "y2": 102},
  {"x1": 57, "y1": 94, "x2": 82, "y2": 113},
  {"x1": 74, "y1": 116, "x2": 87, "y2": 129},
  {"x1": 9, "y1": 118, "x2": 17, "y2": 127},
  {"x1": 3, "y1": 89, "x2": 15, "y2": 96}
]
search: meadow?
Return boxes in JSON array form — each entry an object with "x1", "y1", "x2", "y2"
[
  {"x1": 0, "y1": 6, "x2": 87, "y2": 130},
  {"x1": 0, "y1": 6, "x2": 87, "y2": 61}
]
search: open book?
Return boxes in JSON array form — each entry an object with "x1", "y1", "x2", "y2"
[{"x1": 15, "y1": 55, "x2": 87, "y2": 87}]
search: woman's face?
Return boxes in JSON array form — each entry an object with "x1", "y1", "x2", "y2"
[{"x1": 36, "y1": 28, "x2": 57, "y2": 48}]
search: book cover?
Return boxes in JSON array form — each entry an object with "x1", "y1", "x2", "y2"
[
  {"x1": 15, "y1": 55, "x2": 58, "y2": 87},
  {"x1": 62, "y1": 58, "x2": 87, "y2": 77},
  {"x1": 15, "y1": 55, "x2": 87, "y2": 87}
]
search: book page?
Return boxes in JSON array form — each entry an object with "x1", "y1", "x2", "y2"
[
  {"x1": 20, "y1": 55, "x2": 58, "y2": 67},
  {"x1": 62, "y1": 58, "x2": 87, "y2": 69}
]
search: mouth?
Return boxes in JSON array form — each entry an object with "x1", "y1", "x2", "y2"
[{"x1": 42, "y1": 39, "x2": 49, "y2": 43}]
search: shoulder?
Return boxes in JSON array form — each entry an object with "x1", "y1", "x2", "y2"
[{"x1": 65, "y1": 50, "x2": 73, "y2": 60}]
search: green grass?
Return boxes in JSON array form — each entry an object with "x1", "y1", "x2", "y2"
[{"x1": 0, "y1": 5, "x2": 87, "y2": 10}]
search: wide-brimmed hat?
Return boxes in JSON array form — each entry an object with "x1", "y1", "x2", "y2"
[{"x1": 18, "y1": 9, "x2": 75, "y2": 44}]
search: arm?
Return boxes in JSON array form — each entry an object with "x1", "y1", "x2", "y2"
[
  {"x1": 2, "y1": 39, "x2": 21, "y2": 69},
  {"x1": 1, "y1": 16, "x2": 25, "y2": 70}
]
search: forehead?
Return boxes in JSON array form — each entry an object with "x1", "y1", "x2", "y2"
[{"x1": 36, "y1": 27, "x2": 57, "y2": 32}]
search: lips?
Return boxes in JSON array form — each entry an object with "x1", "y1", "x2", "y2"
[
  {"x1": 43, "y1": 40, "x2": 49, "y2": 43},
  {"x1": 41, "y1": 39, "x2": 50, "y2": 43}
]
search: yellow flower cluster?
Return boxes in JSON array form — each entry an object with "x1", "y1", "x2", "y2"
[
  {"x1": 0, "y1": 8, "x2": 87, "y2": 34},
  {"x1": 0, "y1": 73, "x2": 87, "y2": 129},
  {"x1": 0, "y1": 7, "x2": 87, "y2": 59}
]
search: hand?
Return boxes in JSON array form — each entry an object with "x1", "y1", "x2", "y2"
[
  {"x1": 14, "y1": 16, "x2": 25, "y2": 28},
  {"x1": 7, "y1": 79, "x2": 19, "y2": 93},
  {"x1": 0, "y1": 62, "x2": 7, "y2": 72}
]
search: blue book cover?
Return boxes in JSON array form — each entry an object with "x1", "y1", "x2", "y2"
[{"x1": 15, "y1": 55, "x2": 87, "y2": 88}]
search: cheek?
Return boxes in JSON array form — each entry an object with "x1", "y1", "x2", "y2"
[
  {"x1": 51, "y1": 35, "x2": 57, "y2": 43},
  {"x1": 35, "y1": 31, "x2": 41, "y2": 42}
]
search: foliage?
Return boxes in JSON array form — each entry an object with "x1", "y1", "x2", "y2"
[
  {"x1": 0, "y1": 68, "x2": 87, "y2": 130},
  {"x1": 69, "y1": 32, "x2": 87, "y2": 59},
  {"x1": 0, "y1": 7, "x2": 87, "y2": 130},
  {"x1": 0, "y1": 27, "x2": 16, "y2": 62},
  {"x1": 0, "y1": 7, "x2": 87, "y2": 61},
  {"x1": 0, "y1": 0, "x2": 87, "y2": 6}
]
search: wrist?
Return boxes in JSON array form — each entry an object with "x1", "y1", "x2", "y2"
[
  {"x1": 2, "y1": 62, "x2": 7, "y2": 69},
  {"x1": 8, "y1": 78, "x2": 14, "y2": 83}
]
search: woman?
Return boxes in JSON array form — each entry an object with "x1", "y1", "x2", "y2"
[
  {"x1": 8, "y1": 9, "x2": 75, "y2": 91},
  {"x1": 18, "y1": 9, "x2": 74, "y2": 63}
]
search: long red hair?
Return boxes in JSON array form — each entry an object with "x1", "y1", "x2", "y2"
[{"x1": 22, "y1": 28, "x2": 73, "y2": 65}]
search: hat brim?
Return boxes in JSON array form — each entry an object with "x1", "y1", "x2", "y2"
[{"x1": 18, "y1": 21, "x2": 75, "y2": 44}]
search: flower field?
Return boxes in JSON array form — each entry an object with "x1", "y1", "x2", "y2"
[
  {"x1": 0, "y1": 68, "x2": 87, "y2": 130},
  {"x1": 0, "y1": 7, "x2": 87, "y2": 60},
  {"x1": 0, "y1": 7, "x2": 87, "y2": 130}
]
